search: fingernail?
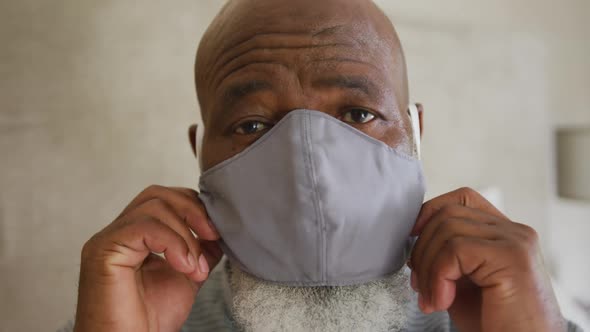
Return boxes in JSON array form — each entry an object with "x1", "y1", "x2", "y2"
[
  {"x1": 411, "y1": 272, "x2": 419, "y2": 291},
  {"x1": 424, "y1": 295, "x2": 433, "y2": 314},
  {"x1": 418, "y1": 293, "x2": 433, "y2": 314},
  {"x1": 187, "y1": 252, "x2": 196, "y2": 269},
  {"x1": 198, "y1": 254, "x2": 209, "y2": 274}
]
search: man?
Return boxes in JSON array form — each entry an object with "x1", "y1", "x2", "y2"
[{"x1": 69, "y1": 0, "x2": 580, "y2": 331}]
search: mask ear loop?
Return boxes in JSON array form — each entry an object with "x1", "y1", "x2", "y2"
[
  {"x1": 195, "y1": 124, "x2": 204, "y2": 172},
  {"x1": 408, "y1": 103, "x2": 421, "y2": 160},
  {"x1": 407, "y1": 103, "x2": 422, "y2": 259}
]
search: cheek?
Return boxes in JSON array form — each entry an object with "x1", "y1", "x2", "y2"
[
  {"x1": 200, "y1": 138, "x2": 230, "y2": 172},
  {"x1": 199, "y1": 143, "x2": 215, "y2": 172},
  {"x1": 200, "y1": 136, "x2": 254, "y2": 172},
  {"x1": 367, "y1": 120, "x2": 413, "y2": 155}
]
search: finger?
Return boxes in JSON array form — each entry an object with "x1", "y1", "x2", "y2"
[
  {"x1": 414, "y1": 218, "x2": 500, "y2": 309},
  {"x1": 199, "y1": 240, "x2": 224, "y2": 268},
  {"x1": 185, "y1": 239, "x2": 224, "y2": 282},
  {"x1": 119, "y1": 185, "x2": 164, "y2": 216},
  {"x1": 108, "y1": 216, "x2": 197, "y2": 274},
  {"x1": 130, "y1": 198, "x2": 210, "y2": 281},
  {"x1": 412, "y1": 187, "x2": 507, "y2": 236},
  {"x1": 429, "y1": 270, "x2": 457, "y2": 314},
  {"x1": 411, "y1": 204, "x2": 500, "y2": 270},
  {"x1": 428, "y1": 237, "x2": 504, "y2": 313},
  {"x1": 119, "y1": 185, "x2": 219, "y2": 241},
  {"x1": 169, "y1": 187, "x2": 220, "y2": 240}
]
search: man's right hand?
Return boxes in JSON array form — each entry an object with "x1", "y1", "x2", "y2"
[{"x1": 74, "y1": 185, "x2": 222, "y2": 332}]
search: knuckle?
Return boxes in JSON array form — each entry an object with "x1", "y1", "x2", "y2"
[
  {"x1": 81, "y1": 237, "x2": 99, "y2": 260},
  {"x1": 81, "y1": 231, "x2": 115, "y2": 263},
  {"x1": 506, "y1": 224, "x2": 539, "y2": 263},
  {"x1": 182, "y1": 188, "x2": 200, "y2": 199},
  {"x1": 143, "y1": 184, "x2": 164, "y2": 196},
  {"x1": 519, "y1": 223, "x2": 539, "y2": 240},
  {"x1": 458, "y1": 186, "x2": 476, "y2": 194},
  {"x1": 457, "y1": 187, "x2": 481, "y2": 203},
  {"x1": 517, "y1": 223, "x2": 539, "y2": 248},
  {"x1": 82, "y1": 229, "x2": 109, "y2": 250}
]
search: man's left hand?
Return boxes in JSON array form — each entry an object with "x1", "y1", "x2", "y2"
[{"x1": 410, "y1": 187, "x2": 566, "y2": 332}]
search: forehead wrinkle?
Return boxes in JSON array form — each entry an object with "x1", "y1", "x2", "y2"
[
  {"x1": 207, "y1": 30, "x2": 358, "y2": 90},
  {"x1": 212, "y1": 43, "x2": 356, "y2": 91},
  {"x1": 312, "y1": 24, "x2": 348, "y2": 37},
  {"x1": 215, "y1": 41, "x2": 353, "y2": 77},
  {"x1": 206, "y1": 31, "x2": 306, "y2": 84}
]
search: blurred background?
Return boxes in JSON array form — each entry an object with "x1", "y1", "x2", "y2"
[{"x1": 1, "y1": 0, "x2": 588, "y2": 331}]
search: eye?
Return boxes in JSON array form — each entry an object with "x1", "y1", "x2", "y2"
[
  {"x1": 234, "y1": 121, "x2": 271, "y2": 135},
  {"x1": 342, "y1": 108, "x2": 377, "y2": 124}
]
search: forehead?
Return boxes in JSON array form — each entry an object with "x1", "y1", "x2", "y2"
[
  {"x1": 195, "y1": 0, "x2": 407, "y2": 120},
  {"x1": 216, "y1": 30, "x2": 388, "y2": 91},
  {"x1": 205, "y1": 0, "x2": 382, "y2": 50},
  {"x1": 201, "y1": 1, "x2": 395, "y2": 72},
  {"x1": 204, "y1": 23, "x2": 392, "y2": 82}
]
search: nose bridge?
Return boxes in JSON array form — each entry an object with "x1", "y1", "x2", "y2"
[
  {"x1": 272, "y1": 57, "x2": 332, "y2": 117},
  {"x1": 275, "y1": 89, "x2": 324, "y2": 119}
]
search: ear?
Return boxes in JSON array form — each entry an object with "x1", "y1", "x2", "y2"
[
  {"x1": 416, "y1": 103, "x2": 424, "y2": 139},
  {"x1": 188, "y1": 124, "x2": 198, "y2": 157}
]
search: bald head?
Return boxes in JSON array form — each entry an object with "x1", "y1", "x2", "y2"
[
  {"x1": 196, "y1": 0, "x2": 408, "y2": 111},
  {"x1": 193, "y1": 0, "x2": 414, "y2": 171}
]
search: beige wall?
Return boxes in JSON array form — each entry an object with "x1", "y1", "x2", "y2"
[
  {"x1": 376, "y1": 0, "x2": 590, "y2": 127},
  {"x1": 1, "y1": 1, "x2": 588, "y2": 331}
]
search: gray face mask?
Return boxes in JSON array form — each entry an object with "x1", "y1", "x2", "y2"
[{"x1": 199, "y1": 109, "x2": 426, "y2": 287}]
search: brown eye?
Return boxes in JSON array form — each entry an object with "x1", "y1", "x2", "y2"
[
  {"x1": 234, "y1": 121, "x2": 271, "y2": 135},
  {"x1": 342, "y1": 108, "x2": 376, "y2": 124}
]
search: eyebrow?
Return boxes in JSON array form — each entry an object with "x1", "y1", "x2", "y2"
[
  {"x1": 221, "y1": 80, "x2": 273, "y2": 110},
  {"x1": 215, "y1": 74, "x2": 379, "y2": 125},
  {"x1": 312, "y1": 75, "x2": 377, "y2": 98}
]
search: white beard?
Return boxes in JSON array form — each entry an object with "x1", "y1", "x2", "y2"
[{"x1": 223, "y1": 261, "x2": 412, "y2": 332}]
